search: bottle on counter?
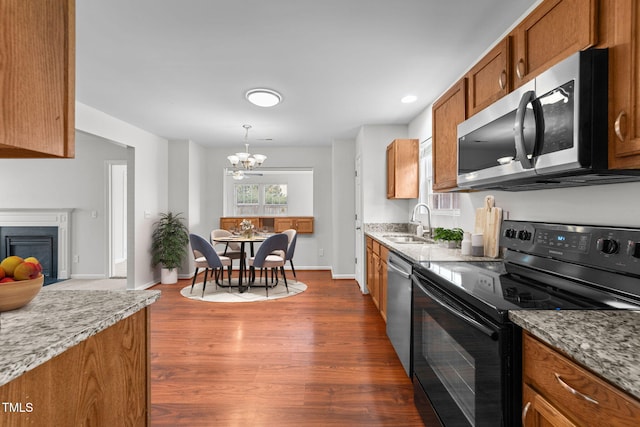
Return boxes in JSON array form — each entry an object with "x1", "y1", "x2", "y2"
[
  {"x1": 416, "y1": 224, "x2": 423, "y2": 237},
  {"x1": 461, "y1": 232, "x2": 472, "y2": 256}
]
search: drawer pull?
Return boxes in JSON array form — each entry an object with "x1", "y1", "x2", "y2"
[
  {"x1": 554, "y1": 372, "x2": 599, "y2": 404},
  {"x1": 522, "y1": 401, "x2": 531, "y2": 424}
]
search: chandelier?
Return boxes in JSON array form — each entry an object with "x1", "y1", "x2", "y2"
[{"x1": 227, "y1": 125, "x2": 266, "y2": 174}]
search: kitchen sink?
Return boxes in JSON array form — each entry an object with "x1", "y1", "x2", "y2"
[{"x1": 382, "y1": 234, "x2": 433, "y2": 244}]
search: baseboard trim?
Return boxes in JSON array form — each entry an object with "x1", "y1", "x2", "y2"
[
  {"x1": 69, "y1": 274, "x2": 107, "y2": 280},
  {"x1": 331, "y1": 271, "x2": 356, "y2": 280}
]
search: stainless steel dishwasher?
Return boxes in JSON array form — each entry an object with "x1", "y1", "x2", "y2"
[{"x1": 386, "y1": 251, "x2": 412, "y2": 376}]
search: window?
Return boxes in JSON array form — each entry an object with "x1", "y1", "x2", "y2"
[
  {"x1": 234, "y1": 183, "x2": 288, "y2": 215},
  {"x1": 235, "y1": 184, "x2": 259, "y2": 215},
  {"x1": 263, "y1": 184, "x2": 288, "y2": 215},
  {"x1": 420, "y1": 138, "x2": 460, "y2": 215}
]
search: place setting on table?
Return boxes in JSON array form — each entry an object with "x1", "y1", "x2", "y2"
[{"x1": 182, "y1": 220, "x2": 306, "y2": 303}]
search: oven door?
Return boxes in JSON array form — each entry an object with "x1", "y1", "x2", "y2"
[{"x1": 411, "y1": 272, "x2": 517, "y2": 427}]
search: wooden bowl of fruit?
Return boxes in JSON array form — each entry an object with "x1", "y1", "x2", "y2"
[{"x1": 0, "y1": 256, "x2": 44, "y2": 312}]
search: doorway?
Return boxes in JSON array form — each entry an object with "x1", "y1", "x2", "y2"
[{"x1": 108, "y1": 162, "x2": 127, "y2": 278}]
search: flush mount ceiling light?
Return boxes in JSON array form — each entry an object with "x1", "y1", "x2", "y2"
[
  {"x1": 227, "y1": 125, "x2": 267, "y2": 175},
  {"x1": 401, "y1": 95, "x2": 418, "y2": 104},
  {"x1": 245, "y1": 88, "x2": 282, "y2": 107}
]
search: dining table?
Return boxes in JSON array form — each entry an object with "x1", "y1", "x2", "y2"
[{"x1": 212, "y1": 233, "x2": 269, "y2": 292}]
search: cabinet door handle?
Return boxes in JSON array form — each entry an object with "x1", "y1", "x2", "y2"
[
  {"x1": 516, "y1": 59, "x2": 525, "y2": 80},
  {"x1": 554, "y1": 373, "x2": 599, "y2": 404},
  {"x1": 521, "y1": 401, "x2": 531, "y2": 425},
  {"x1": 615, "y1": 110, "x2": 627, "y2": 142},
  {"x1": 498, "y1": 70, "x2": 507, "y2": 90}
]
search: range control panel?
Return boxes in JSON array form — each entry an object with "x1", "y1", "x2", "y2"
[{"x1": 500, "y1": 220, "x2": 640, "y2": 276}]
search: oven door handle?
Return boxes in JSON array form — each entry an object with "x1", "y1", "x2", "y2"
[{"x1": 412, "y1": 276, "x2": 498, "y2": 340}]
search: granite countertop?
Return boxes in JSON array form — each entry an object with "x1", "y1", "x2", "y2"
[
  {"x1": 0, "y1": 288, "x2": 161, "y2": 387},
  {"x1": 366, "y1": 230, "x2": 498, "y2": 263},
  {"x1": 509, "y1": 310, "x2": 640, "y2": 400}
]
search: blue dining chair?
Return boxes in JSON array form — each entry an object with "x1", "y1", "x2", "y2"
[
  {"x1": 189, "y1": 234, "x2": 232, "y2": 297},
  {"x1": 247, "y1": 233, "x2": 289, "y2": 297}
]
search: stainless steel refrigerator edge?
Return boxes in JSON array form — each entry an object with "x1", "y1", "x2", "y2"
[{"x1": 386, "y1": 251, "x2": 413, "y2": 376}]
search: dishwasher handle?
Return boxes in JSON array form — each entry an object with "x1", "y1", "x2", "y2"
[{"x1": 387, "y1": 260, "x2": 411, "y2": 279}]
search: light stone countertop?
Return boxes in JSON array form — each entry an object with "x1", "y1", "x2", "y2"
[
  {"x1": 509, "y1": 310, "x2": 640, "y2": 400},
  {"x1": 0, "y1": 288, "x2": 161, "y2": 387},
  {"x1": 366, "y1": 230, "x2": 498, "y2": 263}
]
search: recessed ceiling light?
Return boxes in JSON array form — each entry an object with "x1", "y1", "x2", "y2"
[
  {"x1": 245, "y1": 88, "x2": 282, "y2": 107},
  {"x1": 401, "y1": 95, "x2": 417, "y2": 104}
]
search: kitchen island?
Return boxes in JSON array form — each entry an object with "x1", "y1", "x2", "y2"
[{"x1": 0, "y1": 288, "x2": 160, "y2": 425}]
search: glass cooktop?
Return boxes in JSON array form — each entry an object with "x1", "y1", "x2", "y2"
[{"x1": 413, "y1": 260, "x2": 615, "y2": 321}]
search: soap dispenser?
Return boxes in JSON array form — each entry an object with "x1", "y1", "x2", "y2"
[{"x1": 416, "y1": 223, "x2": 423, "y2": 237}]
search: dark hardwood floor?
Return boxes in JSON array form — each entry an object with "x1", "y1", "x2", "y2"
[{"x1": 149, "y1": 270, "x2": 424, "y2": 426}]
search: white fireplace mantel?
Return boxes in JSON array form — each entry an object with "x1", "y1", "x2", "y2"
[{"x1": 0, "y1": 209, "x2": 73, "y2": 279}]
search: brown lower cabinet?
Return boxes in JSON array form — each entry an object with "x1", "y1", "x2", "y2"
[
  {"x1": 220, "y1": 216, "x2": 314, "y2": 234},
  {"x1": 365, "y1": 236, "x2": 388, "y2": 321},
  {"x1": 0, "y1": 308, "x2": 150, "y2": 426},
  {"x1": 522, "y1": 332, "x2": 640, "y2": 426}
]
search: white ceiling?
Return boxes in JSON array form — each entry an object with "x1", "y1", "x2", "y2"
[{"x1": 76, "y1": 0, "x2": 537, "y2": 148}]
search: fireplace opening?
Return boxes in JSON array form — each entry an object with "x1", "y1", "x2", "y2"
[{"x1": 0, "y1": 226, "x2": 58, "y2": 285}]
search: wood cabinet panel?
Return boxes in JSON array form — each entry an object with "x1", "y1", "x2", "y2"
[
  {"x1": 386, "y1": 139, "x2": 419, "y2": 199},
  {"x1": 523, "y1": 383, "x2": 579, "y2": 427},
  {"x1": 365, "y1": 236, "x2": 388, "y2": 322},
  {"x1": 220, "y1": 217, "x2": 314, "y2": 234},
  {"x1": 379, "y1": 245, "x2": 389, "y2": 322},
  {"x1": 467, "y1": 38, "x2": 511, "y2": 116},
  {"x1": 432, "y1": 79, "x2": 467, "y2": 192},
  {"x1": 274, "y1": 217, "x2": 314, "y2": 233},
  {"x1": 523, "y1": 332, "x2": 640, "y2": 427},
  {"x1": 0, "y1": 0, "x2": 75, "y2": 158},
  {"x1": 607, "y1": 0, "x2": 640, "y2": 167},
  {"x1": 0, "y1": 309, "x2": 149, "y2": 426},
  {"x1": 512, "y1": 0, "x2": 597, "y2": 87}
]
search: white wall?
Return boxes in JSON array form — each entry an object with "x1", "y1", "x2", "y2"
[
  {"x1": 0, "y1": 132, "x2": 127, "y2": 279},
  {"x1": 356, "y1": 124, "x2": 412, "y2": 223},
  {"x1": 76, "y1": 102, "x2": 169, "y2": 289},
  {"x1": 331, "y1": 139, "x2": 356, "y2": 278},
  {"x1": 205, "y1": 145, "x2": 334, "y2": 270}
]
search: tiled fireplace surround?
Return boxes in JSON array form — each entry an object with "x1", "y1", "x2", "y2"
[{"x1": 0, "y1": 209, "x2": 72, "y2": 280}]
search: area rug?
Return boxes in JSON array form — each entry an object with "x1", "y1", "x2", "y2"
[{"x1": 180, "y1": 279, "x2": 307, "y2": 303}]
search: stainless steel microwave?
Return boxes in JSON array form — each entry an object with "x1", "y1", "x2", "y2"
[{"x1": 457, "y1": 49, "x2": 640, "y2": 191}]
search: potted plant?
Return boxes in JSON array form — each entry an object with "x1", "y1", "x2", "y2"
[
  {"x1": 151, "y1": 212, "x2": 189, "y2": 284},
  {"x1": 432, "y1": 227, "x2": 464, "y2": 248}
]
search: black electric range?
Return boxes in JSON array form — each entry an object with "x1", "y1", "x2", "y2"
[
  {"x1": 411, "y1": 220, "x2": 640, "y2": 427},
  {"x1": 414, "y1": 220, "x2": 640, "y2": 323}
]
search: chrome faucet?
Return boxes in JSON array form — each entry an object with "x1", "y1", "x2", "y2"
[{"x1": 411, "y1": 203, "x2": 431, "y2": 238}]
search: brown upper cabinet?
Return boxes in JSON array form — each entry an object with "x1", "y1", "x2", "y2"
[
  {"x1": 466, "y1": 38, "x2": 511, "y2": 117},
  {"x1": 432, "y1": 79, "x2": 467, "y2": 192},
  {"x1": 511, "y1": 0, "x2": 598, "y2": 88},
  {"x1": 607, "y1": 0, "x2": 640, "y2": 168},
  {"x1": 386, "y1": 139, "x2": 419, "y2": 199},
  {"x1": 0, "y1": 0, "x2": 75, "y2": 158},
  {"x1": 431, "y1": 0, "x2": 604, "y2": 192}
]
